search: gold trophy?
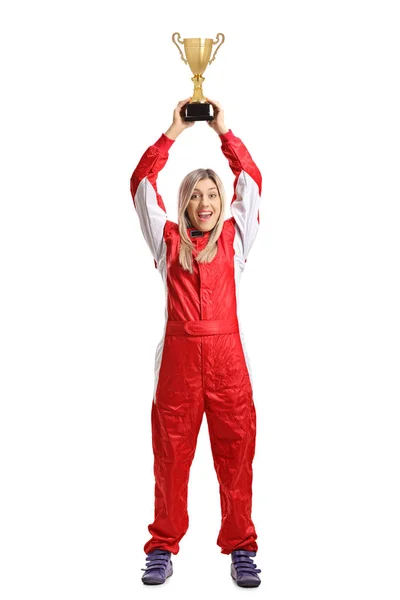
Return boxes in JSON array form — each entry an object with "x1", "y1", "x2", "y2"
[{"x1": 172, "y1": 32, "x2": 225, "y2": 121}]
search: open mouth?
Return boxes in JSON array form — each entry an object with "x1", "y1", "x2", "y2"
[{"x1": 197, "y1": 211, "x2": 213, "y2": 222}]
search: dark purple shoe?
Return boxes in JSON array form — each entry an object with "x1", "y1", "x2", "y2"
[
  {"x1": 231, "y1": 549, "x2": 262, "y2": 588},
  {"x1": 141, "y1": 549, "x2": 173, "y2": 585}
]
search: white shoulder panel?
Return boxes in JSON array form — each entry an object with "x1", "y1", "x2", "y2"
[
  {"x1": 134, "y1": 177, "x2": 167, "y2": 264},
  {"x1": 230, "y1": 170, "x2": 261, "y2": 262}
]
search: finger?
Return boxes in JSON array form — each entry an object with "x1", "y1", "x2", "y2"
[
  {"x1": 205, "y1": 97, "x2": 220, "y2": 107},
  {"x1": 177, "y1": 97, "x2": 192, "y2": 106}
]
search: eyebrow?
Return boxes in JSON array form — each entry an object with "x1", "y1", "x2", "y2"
[{"x1": 193, "y1": 187, "x2": 217, "y2": 191}]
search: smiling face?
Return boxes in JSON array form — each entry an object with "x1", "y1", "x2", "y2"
[{"x1": 186, "y1": 178, "x2": 222, "y2": 232}]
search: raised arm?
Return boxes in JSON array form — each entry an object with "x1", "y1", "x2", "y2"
[
  {"x1": 130, "y1": 134, "x2": 173, "y2": 268},
  {"x1": 220, "y1": 130, "x2": 262, "y2": 263},
  {"x1": 130, "y1": 98, "x2": 195, "y2": 268},
  {"x1": 206, "y1": 98, "x2": 263, "y2": 265}
]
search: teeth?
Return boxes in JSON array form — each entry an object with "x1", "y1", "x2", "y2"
[{"x1": 198, "y1": 212, "x2": 212, "y2": 216}]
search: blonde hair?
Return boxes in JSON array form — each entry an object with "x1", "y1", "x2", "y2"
[{"x1": 177, "y1": 168, "x2": 226, "y2": 273}]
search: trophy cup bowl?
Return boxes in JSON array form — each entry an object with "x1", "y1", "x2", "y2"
[{"x1": 172, "y1": 32, "x2": 225, "y2": 121}]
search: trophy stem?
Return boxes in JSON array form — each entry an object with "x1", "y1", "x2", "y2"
[{"x1": 190, "y1": 75, "x2": 207, "y2": 103}]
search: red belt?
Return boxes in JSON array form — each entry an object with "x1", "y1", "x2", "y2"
[{"x1": 165, "y1": 317, "x2": 239, "y2": 336}]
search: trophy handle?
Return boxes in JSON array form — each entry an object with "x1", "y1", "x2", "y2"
[
  {"x1": 172, "y1": 32, "x2": 188, "y2": 65},
  {"x1": 209, "y1": 33, "x2": 225, "y2": 65}
]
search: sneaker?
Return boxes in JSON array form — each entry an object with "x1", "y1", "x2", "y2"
[
  {"x1": 231, "y1": 549, "x2": 262, "y2": 588},
  {"x1": 141, "y1": 549, "x2": 173, "y2": 585}
]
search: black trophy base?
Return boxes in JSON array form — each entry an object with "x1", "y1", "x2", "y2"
[{"x1": 184, "y1": 102, "x2": 214, "y2": 122}]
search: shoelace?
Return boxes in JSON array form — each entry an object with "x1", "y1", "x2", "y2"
[
  {"x1": 232, "y1": 550, "x2": 262, "y2": 576},
  {"x1": 141, "y1": 549, "x2": 171, "y2": 575}
]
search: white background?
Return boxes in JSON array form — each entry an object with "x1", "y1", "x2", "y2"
[{"x1": 1, "y1": 0, "x2": 399, "y2": 598}]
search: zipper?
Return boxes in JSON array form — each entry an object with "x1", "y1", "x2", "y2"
[{"x1": 197, "y1": 248, "x2": 205, "y2": 391}]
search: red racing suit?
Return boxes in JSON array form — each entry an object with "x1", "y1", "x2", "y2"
[{"x1": 130, "y1": 129, "x2": 262, "y2": 555}]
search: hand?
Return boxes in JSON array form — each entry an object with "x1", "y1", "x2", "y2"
[
  {"x1": 165, "y1": 98, "x2": 195, "y2": 139},
  {"x1": 205, "y1": 97, "x2": 229, "y2": 135}
]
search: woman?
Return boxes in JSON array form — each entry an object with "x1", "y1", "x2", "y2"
[{"x1": 130, "y1": 98, "x2": 263, "y2": 588}]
